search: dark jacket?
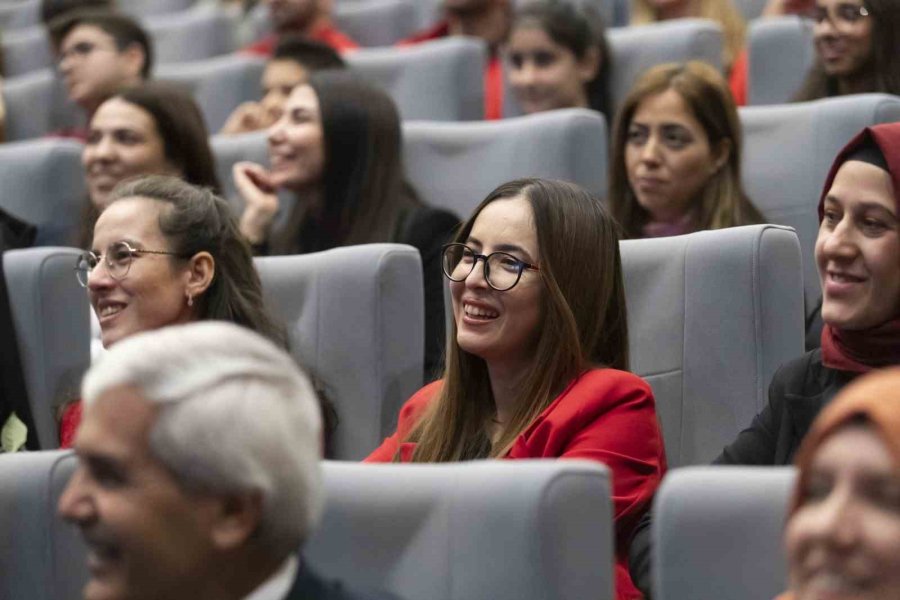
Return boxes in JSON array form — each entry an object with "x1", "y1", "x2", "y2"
[
  {"x1": 286, "y1": 564, "x2": 403, "y2": 600},
  {"x1": 627, "y1": 349, "x2": 855, "y2": 597}
]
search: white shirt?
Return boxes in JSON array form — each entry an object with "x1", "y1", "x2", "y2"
[{"x1": 243, "y1": 554, "x2": 299, "y2": 600}]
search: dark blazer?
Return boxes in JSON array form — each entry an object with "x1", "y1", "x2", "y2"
[
  {"x1": 286, "y1": 564, "x2": 403, "y2": 600},
  {"x1": 627, "y1": 349, "x2": 856, "y2": 597}
]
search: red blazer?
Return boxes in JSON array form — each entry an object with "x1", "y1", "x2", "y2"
[{"x1": 365, "y1": 368, "x2": 667, "y2": 600}]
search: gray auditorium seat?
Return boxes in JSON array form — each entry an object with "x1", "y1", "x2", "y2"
[
  {"x1": 653, "y1": 466, "x2": 796, "y2": 600},
  {"x1": 210, "y1": 130, "x2": 268, "y2": 212},
  {"x1": 120, "y1": 0, "x2": 197, "y2": 17},
  {"x1": 747, "y1": 16, "x2": 815, "y2": 105},
  {"x1": 2, "y1": 26, "x2": 53, "y2": 77},
  {"x1": 511, "y1": 0, "x2": 629, "y2": 27},
  {"x1": 734, "y1": 0, "x2": 770, "y2": 20},
  {"x1": 334, "y1": 0, "x2": 418, "y2": 47},
  {"x1": 3, "y1": 70, "x2": 70, "y2": 141},
  {"x1": 3, "y1": 249, "x2": 91, "y2": 450},
  {"x1": 402, "y1": 108, "x2": 607, "y2": 217},
  {"x1": 0, "y1": 138, "x2": 86, "y2": 245},
  {"x1": 308, "y1": 460, "x2": 615, "y2": 600},
  {"x1": 621, "y1": 225, "x2": 805, "y2": 467},
  {"x1": 255, "y1": 244, "x2": 424, "y2": 460},
  {"x1": 156, "y1": 54, "x2": 266, "y2": 132},
  {"x1": 347, "y1": 37, "x2": 485, "y2": 121},
  {"x1": 740, "y1": 94, "x2": 900, "y2": 314},
  {"x1": 144, "y1": 5, "x2": 237, "y2": 64},
  {"x1": 606, "y1": 19, "x2": 722, "y2": 113},
  {"x1": 0, "y1": 0, "x2": 40, "y2": 31}
]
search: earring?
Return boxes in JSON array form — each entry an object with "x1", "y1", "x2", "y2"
[{"x1": 187, "y1": 293, "x2": 194, "y2": 308}]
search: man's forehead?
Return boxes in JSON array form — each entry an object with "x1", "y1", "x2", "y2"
[{"x1": 76, "y1": 385, "x2": 158, "y2": 461}]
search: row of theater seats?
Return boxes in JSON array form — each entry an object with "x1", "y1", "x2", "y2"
[
  {"x1": 6, "y1": 222, "x2": 804, "y2": 465},
  {"x1": 4, "y1": 93, "x2": 899, "y2": 314},
  {"x1": 0, "y1": 446, "x2": 794, "y2": 600}
]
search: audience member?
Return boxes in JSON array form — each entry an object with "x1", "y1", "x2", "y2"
[
  {"x1": 779, "y1": 367, "x2": 900, "y2": 600},
  {"x1": 234, "y1": 71, "x2": 459, "y2": 378},
  {"x1": 401, "y1": 0, "x2": 512, "y2": 119},
  {"x1": 40, "y1": 0, "x2": 114, "y2": 27},
  {"x1": 608, "y1": 61, "x2": 763, "y2": 239},
  {"x1": 506, "y1": 0, "x2": 611, "y2": 118},
  {"x1": 630, "y1": 0, "x2": 750, "y2": 104},
  {"x1": 58, "y1": 321, "x2": 400, "y2": 600},
  {"x1": 222, "y1": 35, "x2": 346, "y2": 135},
  {"x1": 80, "y1": 82, "x2": 220, "y2": 247},
  {"x1": 48, "y1": 10, "x2": 152, "y2": 140},
  {"x1": 795, "y1": 0, "x2": 900, "y2": 101},
  {"x1": 243, "y1": 0, "x2": 358, "y2": 57},
  {"x1": 628, "y1": 122, "x2": 900, "y2": 597},
  {"x1": 61, "y1": 176, "x2": 283, "y2": 447},
  {"x1": 365, "y1": 178, "x2": 666, "y2": 600},
  {"x1": 763, "y1": 0, "x2": 815, "y2": 17}
]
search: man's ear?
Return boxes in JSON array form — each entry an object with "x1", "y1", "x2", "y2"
[
  {"x1": 210, "y1": 492, "x2": 264, "y2": 551},
  {"x1": 578, "y1": 46, "x2": 602, "y2": 84},
  {"x1": 120, "y1": 42, "x2": 147, "y2": 79},
  {"x1": 185, "y1": 251, "x2": 215, "y2": 300}
]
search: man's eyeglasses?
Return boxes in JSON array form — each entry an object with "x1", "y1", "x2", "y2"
[
  {"x1": 75, "y1": 241, "x2": 183, "y2": 288},
  {"x1": 441, "y1": 243, "x2": 540, "y2": 292}
]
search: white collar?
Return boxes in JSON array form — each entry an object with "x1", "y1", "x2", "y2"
[{"x1": 243, "y1": 554, "x2": 299, "y2": 600}]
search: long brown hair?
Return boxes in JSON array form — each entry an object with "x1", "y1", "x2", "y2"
[
  {"x1": 609, "y1": 61, "x2": 763, "y2": 239},
  {"x1": 401, "y1": 178, "x2": 629, "y2": 462}
]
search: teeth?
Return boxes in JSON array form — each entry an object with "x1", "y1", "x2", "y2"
[
  {"x1": 831, "y1": 273, "x2": 859, "y2": 283},
  {"x1": 465, "y1": 304, "x2": 499, "y2": 319},
  {"x1": 99, "y1": 305, "x2": 123, "y2": 317}
]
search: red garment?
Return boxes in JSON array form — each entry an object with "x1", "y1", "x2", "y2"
[
  {"x1": 47, "y1": 127, "x2": 88, "y2": 143},
  {"x1": 397, "y1": 20, "x2": 504, "y2": 120},
  {"x1": 365, "y1": 369, "x2": 667, "y2": 600},
  {"x1": 241, "y1": 25, "x2": 359, "y2": 56},
  {"x1": 729, "y1": 48, "x2": 748, "y2": 107},
  {"x1": 59, "y1": 400, "x2": 81, "y2": 448},
  {"x1": 817, "y1": 123, "x2": 900, "y2": 372}
]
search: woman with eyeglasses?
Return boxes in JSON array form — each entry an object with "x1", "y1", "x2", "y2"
[
  {"x1": 365, "y1": 178, "x2": 667, "y2": 600},
  {"x1": 795, "y1": 0, "x2": 900, "y2": 101}
]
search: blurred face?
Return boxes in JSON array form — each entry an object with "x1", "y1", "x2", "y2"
[
  {"x1": 625, "y1": 88, "x2": 723, "y2": 223},
  {"x1": 264, "y1": 0, "x2": 318, "y2": 31},
  {"x1": 813, "y1": 0, "x2": 874, "y2": 79},
  {"x1": 450, "y1": 196, "x2": 543, "y2": 372},
  {"x1": 89, "y1": 198, "x2": 194, "y2": 348},
  {"x1": 816, "y1": 160, "x2": 900, "y2": 330},
  {"x1": 266, "y1": 84, "x2": 325, "y2": 192},
  {"x1": 83, "y1": 98, "x2": 178, "y2": 210},
  {"x1": 786, "y1": 424, "x2": 900, "y2": 600},
  {"x1": 507, "y1": 25, "x2": 596, "y2": 114},
  {"x1": 58, "y1": 386, "x2": 223, "y2": 600},
  {"x1": 58, "y1": 25, "x2": 143, "y2": 112},
  {"x1": 259, "y1": 59, "x2": 308, "y2": 125}
]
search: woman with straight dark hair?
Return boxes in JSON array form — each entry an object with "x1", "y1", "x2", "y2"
[
  {"x1": 366, "y1": 178, "x2": 666, "y2": 600},
  {"x1": 795, "y1": 0, "x2": 900, "y2": 101},
  {"x1": 506, "y1": 0, "x2": 612, "y2": 118},
  {"x1": 235, "y1": 71, "x2": 459, "y2": 377}
]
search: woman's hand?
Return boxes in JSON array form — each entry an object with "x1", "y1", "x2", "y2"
[
  {"x1": 220, "y1": 102, "x2": 273, "y2": 135},
  {"x1": 234, "y1": 161, "x2": 278, "y2": 245}
]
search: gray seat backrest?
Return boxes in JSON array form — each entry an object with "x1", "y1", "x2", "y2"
[
  {"x1": 653, "y1": 466, "x2": 795, "y2": 600},
  {"x1": 0, "y1": 450, "x2": 87, "y2": 600},
  {"x1": 621, "y1": 225, "x2": 805, "y2": 467},
  {"x1": 307, "y1": 460, "x2": 615, "y2": 600},
  {"x1": 0, "y1": 138, "x2": 86, "y2": 245},
  {"x1": 3, "y1": 69, "x2": 82, "y2": 141},
  {"x1": 607, "y1": 19, "x2": 722, "y2": 113},
  {"x1": 511, "y1": 0, "x2": 627, "y2": 27},
  {"x1": 0, "y1": 0, "x2": 40, "y2": 31},
  {"x1": 210, "y1": 130, "x2": 268, "y2": 212},
  {"x1": 156, "y1": 54, "x2": 266, "y2": 132},
  {"x1": 3, "y1": 249, "x2": 90, "y2": 449},
  {"x1": 733, "y1": 0, "x2": 770, "y2": 20},
  {"x1": 334, "y1": 0, "x2": 418, "y2": 46},
  {"x1": 748, "y1": 16, "x2": 815, "y2": 105},
  {"x1": 144, "y1": 5, "x2": 237, "y2": 64},
  {"x1": 402, "y1": 108, "x2": 607, "y2": 217},
  {"x1": 120, "y1": 0, "x2": 197, "y2": 17},
  {"x1": 2, "y1": 26, "x2": 53, "y2": 78},
  {"x1": 346, "y1": 37, "x2": 485, "y2": 121},
  {"x1": 254, "y1": 244, "x2": 424, "y2": 460},
  {"x1": 740, "y1": 94, "x2": 900, "y2": 313}
]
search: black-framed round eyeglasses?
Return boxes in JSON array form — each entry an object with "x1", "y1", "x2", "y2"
[
  {"x1": 74, "y1": 240, "x2": 184, "y2": 288},
  {"x1": 441, "y1": 243, "x2": 540, "y2": 292}
]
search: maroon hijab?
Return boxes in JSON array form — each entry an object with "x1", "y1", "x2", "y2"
[{"x1": 819, "y1": 123, "x2": 900, "y2": 373}]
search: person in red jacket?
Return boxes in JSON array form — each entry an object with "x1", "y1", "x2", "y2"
[
  {"x1": 243, "y1": 0, "x2": 358, "y2": 57},
  {"x1": 366, "y1": 178, "x2": 667, "y2": 600}
]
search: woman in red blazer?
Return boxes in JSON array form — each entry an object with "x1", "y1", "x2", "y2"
[{"x1": 366, "y1": 178, "x2": 667, "y2": 600}]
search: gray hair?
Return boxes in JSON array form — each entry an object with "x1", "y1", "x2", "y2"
[{"x1": 81, "y1": 321, "x2": 324, "y2": 557}]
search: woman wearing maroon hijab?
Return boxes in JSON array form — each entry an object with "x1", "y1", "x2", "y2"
[{"x1": 628, "y1": 121, "x2": 900, "y2": 597}]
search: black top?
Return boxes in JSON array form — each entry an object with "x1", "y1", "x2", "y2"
[
  {"x1": 286, "y1": 563, "x2": 403, "y2": 600},
  {"x1": 628, "y1": 349, "x2": 856, "y2": 597}
]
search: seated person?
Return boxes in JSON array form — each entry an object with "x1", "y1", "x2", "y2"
[
  {"x1": 795, "y1": 0, "x2": 900, "y2": 101},
  {"x1": 222, "y1": 35, "x2": 346, "y2": 135},
  {"x1": 608, "y1": 61, "x2": 763, "y2": 239},
  {"x1": 630, "y1": 0, "x2": 751, "y2": 103},
  {"x1": 59, "y1": 321, "x2": 399, "y2": 600},
  {"x1": 628, "y1": 122, "x2": 900, "y2": 597},
  {"x1": 401, "y1": 0, "x2": 512, "y2": 119},
  {"x1": 234, "y1": 71, "x2": 459, "y2": 379},
  {"x1": 243, "y1": 0, "x2": 358, "y2": 57},
  {"x1": 48, "y1": 10, "x2": 152, "y2": 141},
  {"x1": 506, "y1": 0, "x2": 611, "y2": 118},
  {"x1": 763, "y1": 0, "x2": 815, "y2": 16},
  {"x1": 779, "y1": 367, "x2": 900, "y2": 600},
  {"x1": 365, "y1": 178, "x2": 667, "y2": 600}
]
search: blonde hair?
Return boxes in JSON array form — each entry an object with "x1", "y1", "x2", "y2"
[{"x1": 630, "y1": 0, "x2": 746, "y2": 73}]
